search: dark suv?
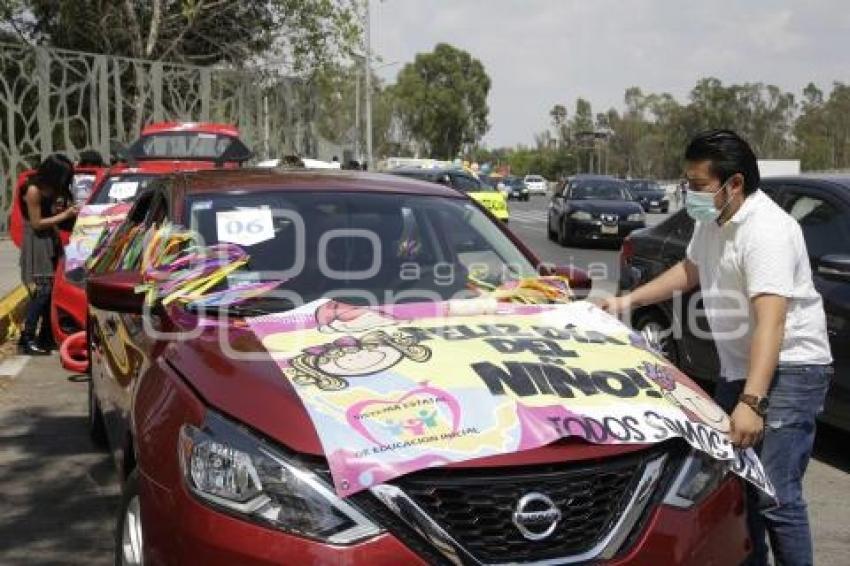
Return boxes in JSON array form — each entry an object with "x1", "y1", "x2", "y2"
[{"x1": 619, "y1": 176, "x2": 850, "y2": 432}]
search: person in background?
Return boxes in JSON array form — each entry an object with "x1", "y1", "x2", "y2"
[
  {"x1": 600, "y1": 130, "x2": 832, "y2": 566},
  {"x1": 18, "y1": 154, "x2": 79, "y2": 355}
]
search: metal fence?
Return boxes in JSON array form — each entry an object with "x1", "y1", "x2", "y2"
[{"x1": 0, "y1": 43, "x2": 322, "y2": 233}]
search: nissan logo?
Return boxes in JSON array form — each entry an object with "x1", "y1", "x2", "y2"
[{"x1": 512, "y1": 492, "x2": 562, "y2": 541}]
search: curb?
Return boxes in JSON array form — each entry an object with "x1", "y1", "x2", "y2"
[{"x1": 0, "y1": 285, "x2": 28, "y2": 344}]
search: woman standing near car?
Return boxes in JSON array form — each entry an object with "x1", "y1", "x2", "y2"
[{"x1": 18, "y1": 154, "x2": 79, "y2": 355}]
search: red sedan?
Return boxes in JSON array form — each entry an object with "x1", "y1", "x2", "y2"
[
  {"x1": 4, "y1": 122, "x2": 253, "y2": 347},
  {"x1": 85, "y1": 168, "x2": 750, "y2": 565}
]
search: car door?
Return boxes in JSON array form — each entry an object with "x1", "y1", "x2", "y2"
[
  {"x1": 653, "y1": 211, "x2": 721, "y2": 381},
  {"x1": 548, "y1": 180, "x2": 570, "y2": 230},
  {"x1": 778, "y1": 182, "x2": 850, "y2": 431},
  {"x1": 90, "y1": 187, "x2": 168, "y2": 465}
]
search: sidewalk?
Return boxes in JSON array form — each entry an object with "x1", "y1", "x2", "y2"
[
  {"x1": 0, "y1": 354, "x2": 117, "y2": 564},
  {"x1": 0, "y1": 238, "x2": 27, "y2": 342}
]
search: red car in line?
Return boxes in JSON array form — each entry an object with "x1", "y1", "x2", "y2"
[
  {"x1": 86, "y1": 169, "x2": 749, "y2": 565},
  {"x1": 6, "y1": 122, "x2": 253, "y2": 346}
]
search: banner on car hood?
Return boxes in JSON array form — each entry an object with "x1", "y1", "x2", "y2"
[
  {"x1": 248, "y1": 299, "x2": 775, "y2": 498},
  {"x1": 64, "y1": 203, "x2": 132, "y2": 272}
]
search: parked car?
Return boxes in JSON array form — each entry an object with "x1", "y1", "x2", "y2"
[
  {"x1": 87, "y1": 168, "x2": 748, "y2": 566},
  {"x1": 40, "y1": 122, "x2": 254, "y2": 345},
  {"x1": 51, "y1": 170, "x2": 162, "y2": 344},
  {"x1": 523, "y1": 174, "x2": 548, "y2": 195},
  {"x1": 626, "y1": 179, "x2": 669, "y2": 213},
  {"x1": 502, "y1": 176, "x2": 530, "y2": 201},
  {"x1": 619, "y1": 176, "x2": 850, "y2": 432},
  {"x1": 389, "y1": 166, "x2": 509, "y2": 222},
  {"x1": 548, "y1": 175, "x2": 646, "y2": 247}
]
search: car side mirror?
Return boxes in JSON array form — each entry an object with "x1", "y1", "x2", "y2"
[
  {"x1": 87, "y1": 270, "x2": 147, "y2": 314},
  {"x1": 817, "y1": 254, "x2": 850, "y2": 281}
]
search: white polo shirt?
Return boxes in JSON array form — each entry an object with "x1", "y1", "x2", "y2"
[{"x1": 686, "y1": 189, "x2": 832, "y2": 381}]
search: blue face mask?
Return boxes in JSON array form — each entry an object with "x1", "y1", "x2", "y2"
[{"x1": 685, "y1": 180, "x2": 732, "y2": 223}]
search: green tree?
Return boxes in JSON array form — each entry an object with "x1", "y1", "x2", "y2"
[
  {"x1": 0, "y1": 0, "x2": 361, "y2": 70},
  {"x1": 391, "y1": 43, "x2": 490, "y2": 158}
]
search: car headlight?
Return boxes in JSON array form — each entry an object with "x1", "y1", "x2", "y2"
[
  {"x1": 522, "y1": 188, "x2": 529, "y2": 193},
  {"x1": 627, "y1": 212, "x2": 646, "y2": 222},
  {"x1": 663, "y1": 450, "x2": 727, "y2": 508},
  {"x1": 570, "y1": 210, "x2": 593, "y2": 221},
  {"x1": 179, "y1": 411, "x2": 381, "y2": 544}
]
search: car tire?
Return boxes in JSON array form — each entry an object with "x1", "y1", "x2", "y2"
[
  {"x1": 661, "y1": 204, "x2": 669, "y2": 214},
  {"x1": 633, "y1": 310, "x2": 679, "y2": 366},
  {"x1": 547, "y1": 216, "x2": 558, "y2": 242},
  {"x1": 558, "y1": 219, "x2": 572, "y2": 247},
  {"x1": 523, "y1": 196, "x2": 529, "y2": 202},
  {"x1": 115, "y1": 469, "x2": 143, "y2": 566}
]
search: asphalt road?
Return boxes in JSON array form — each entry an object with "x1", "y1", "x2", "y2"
[
  {"x1": 505, "y1": 195, "x2": 671, "y2": 297},
  {"x1": 0, "y1": 195, "x2": 847, "y2": 565}
]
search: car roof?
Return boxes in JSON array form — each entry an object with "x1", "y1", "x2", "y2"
[
  {"x1": 571, "y1": 174, "x2": 620, "y2": 180},
  {"x1": 140, "y1": 121, "x2": 240, "y2": 137},
  {"x1": 761, "y1": 174, "x2": 850, "y2": 190},
  {"x1": 390, "y1": 166, "x2": 465, "y2": 176},
  {"x1": 174, "y1": 167, "x2": 466, "y2": 198}
]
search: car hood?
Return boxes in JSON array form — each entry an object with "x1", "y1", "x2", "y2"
[
  {"x1": 163, "y1": 304, "x2": 650, "y2": 467},
  {"x1": 570, "y1": 200, "x2": 644, "y2": 215}
]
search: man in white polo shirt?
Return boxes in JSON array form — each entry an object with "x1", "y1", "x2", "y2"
[{"x1": 602, "y1": 130, "x2": 832, "y2": 566}]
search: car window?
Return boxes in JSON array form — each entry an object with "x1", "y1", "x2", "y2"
[
  {"x1": 91, "y1": 174, "x2": 159, "y2": 205},
  {"x1": 570, "y1": 182, "x2": 628, "y2": 200},
  {"x1": 185, "y1": 192, "x2": 537, "y2": 307},
  {"x1": 452, "y1": 174, "x2": 491, "y2": 192},
  {"x1": 786, "y1": 194, "x2": 850, "y2": 258}
]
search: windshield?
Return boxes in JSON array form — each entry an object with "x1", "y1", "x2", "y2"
[
  {"x1": 453, "y1": 174, "x2": 496, "y2": 193},
  {"x1": 525, "y1": 176, "x2": 543, "y2": 182},
  {"x1": 90, "y1": 174, "x2": 158, "y2": 204},
  {"x1": 627, "y1": 181, "x2": 662, "y2": 192},
  {"x1": 137, "y1": 132, "x2": 235, "y2": 160},
  {"x1": 570, "y1": 181, "x2": 629, "y2": 200},
  {"x1": 186, "y1": 192, "x2": 537, "y2": 309}
]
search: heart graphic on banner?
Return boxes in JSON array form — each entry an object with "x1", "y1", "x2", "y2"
[{"x1": 346, "y1": 382, "x2": 462, "y2": 446}]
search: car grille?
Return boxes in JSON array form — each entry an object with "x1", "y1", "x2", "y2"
[{"x1": 387, "y1": 448, "x2": 654, "y2": 564}]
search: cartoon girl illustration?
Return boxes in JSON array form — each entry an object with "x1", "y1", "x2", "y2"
[
  {"x1": 642, "y1": 361, "x2": 731, "y2": 433},
  {"x1": 315, "y1": 301, "x2": 401, "y2": 334},
  {"x1": 282, "y1": 330, "x2": 431, "y2": 391}
]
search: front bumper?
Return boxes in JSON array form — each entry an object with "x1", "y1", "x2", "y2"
[
  {"x1": 139, "y1": 461, "x2": 748, "y2": 566},
  {"x1": 567, "y1": 219, "x2": 645, "y2": 241}
]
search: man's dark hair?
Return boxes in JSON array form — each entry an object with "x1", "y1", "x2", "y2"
[
  {"x1": 685, "y1": 129, "x2": 760, "y2": 194},
  {"x1": 77, "y1": 149, "x2": 105, "y2": 167}
]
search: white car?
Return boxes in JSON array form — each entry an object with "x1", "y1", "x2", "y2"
[{"x1": 524, "y1": 174, "x2": 548, "y2": 195}]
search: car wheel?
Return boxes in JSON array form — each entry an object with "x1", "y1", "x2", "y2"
[
  {"x1": 547, "y1": 216, "x2": 558, "y2": 242},
  {"x1": 116, "y1": 469, "x2": 143, "y2": 566},
  {"x1": 558, "y1": 218, "x2": 572, "y2": 247},
  {"x1": 634, "y1": 310, "x2": 679, "y2": 365},
  {"x1": 662, "y1": 204, "x2": 669, "y2": 213}
]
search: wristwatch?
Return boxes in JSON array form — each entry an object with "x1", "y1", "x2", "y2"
[{"x1": 738, "y1": 393, "x2": 769, "y2": 417}]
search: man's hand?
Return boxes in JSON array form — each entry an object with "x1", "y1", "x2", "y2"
[
  {"x1": 729, "y1": 403, "x2": 764, "y2": 448},
  {"x1": 593, "y1": 294, "x2": 633, "y2": 315}
]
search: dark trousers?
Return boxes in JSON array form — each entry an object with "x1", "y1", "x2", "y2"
[{"x1": 21, "y1": 280, "x2": 53, "y2": 344}]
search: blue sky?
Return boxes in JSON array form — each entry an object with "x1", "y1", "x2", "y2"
[{"x1": 372, "y1": 0, "x2": 850, "y2": 147}]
